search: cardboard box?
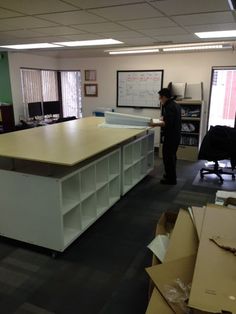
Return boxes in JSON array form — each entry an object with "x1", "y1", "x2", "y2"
[
  {"x1": 189, "y1": 206, "x2": 236, "y2": 314},
  {"x1": 148, "y1": 211, "x2": 177, "y2": 297},
  {"x1": 146, "y1": 288, "x2": 174, "y2": 314},
  {"x1": 164, "y1": 209, "x2": 199, "y2": 262},
  {"x1": 146, "y1": 255, "x2": 196, "y2": 314},
  {"x1": 191, "y1": 206, "x2": 206, "y2": 239}
]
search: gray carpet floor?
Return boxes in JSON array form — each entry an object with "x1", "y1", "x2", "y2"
[{"x1": 0, "y1": 156, "x2": 218, "y2": 314}]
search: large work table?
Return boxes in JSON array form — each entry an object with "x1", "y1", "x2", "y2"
[{"x1": 0, "y1": 117, "x2": 154, "y2": 253}]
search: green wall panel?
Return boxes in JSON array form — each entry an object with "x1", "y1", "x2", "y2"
[{"x1": 0, "y1": 52, "x2": 13, "y2": 103}]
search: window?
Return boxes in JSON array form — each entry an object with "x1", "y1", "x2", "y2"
[
  {"x1": 21, "y1": 68, "x2": 59, "y2": 117},
  {"x1": 208, "y1": 67, "x2": 236, "y2": 128},
  {"x1": 60, "y1": 71, "x2": 82, "y2": 118},
  {"x1": 21, "y1": 68, "x2": 82, "y2": 119}
]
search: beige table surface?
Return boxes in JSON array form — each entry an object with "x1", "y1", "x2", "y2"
[{"x1": 0, "y1": 117, "x2": 147, "y2": 166}]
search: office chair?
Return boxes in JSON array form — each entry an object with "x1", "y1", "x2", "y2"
[
  {"x1": 200, "y1": 160, "x2": 235, "y2": 183},
  {"x1": 198, "y1": 125, "x2": 236, "y2": 183}
]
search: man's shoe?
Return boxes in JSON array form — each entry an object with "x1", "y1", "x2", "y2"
[{"x1": 160, "y1": 179, "x2": 177, "y2": 185}]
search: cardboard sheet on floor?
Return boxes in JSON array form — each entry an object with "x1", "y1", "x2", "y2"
[
  {"x1": 191, "y1": 206, "x2": 206, "y2": 239},
  {"x1": 189, "y1": 206, "x2": 236, "y2": 314},
  {"x1": 164, "y1": 209, "x2": 199, "y2": 262},
  {"x1": 146, "y1": 255, "x2": 196, "y2": 314},
  {"x1": 146, "y1": 288, "x2": 174, "y2": 314}
]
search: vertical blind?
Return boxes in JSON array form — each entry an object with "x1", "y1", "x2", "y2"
[
  {"x1": 61, "y1": 71, "x2": 82, "y2": 118},
  {"x1": 21, "y1": 68, "x2": 59, "y2": 104}
]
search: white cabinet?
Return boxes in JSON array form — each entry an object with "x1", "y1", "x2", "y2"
[
  {"x1": 0, "y1": 131, "x2": 155, "y2": 252},
  {"x1": 122, "y1": 131, "x2": 154, "y2": 195}
]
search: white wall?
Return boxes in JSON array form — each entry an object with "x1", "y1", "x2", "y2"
[{"x1": 8, "y1": 52, "x2": 59, "y2": 123}]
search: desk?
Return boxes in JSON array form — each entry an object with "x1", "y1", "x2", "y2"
[{"x1": 0, "y1": 117, "x2": 154, "y2": 252}]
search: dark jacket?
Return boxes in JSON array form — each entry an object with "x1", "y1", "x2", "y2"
[
  {"x1": 162, "y1": 99, "x2": 181, "y2": 145},
  {"x1": 198, "y1": 125, "x2": 236, "y2": 169}
]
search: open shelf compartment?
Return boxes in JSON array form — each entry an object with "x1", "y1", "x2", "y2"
[
  {"x1": 61, "y1": 173, "x2": 80, "y2": 214},
  {"x1": 109, "y1": 177, "x2": 120, "y2": 205},
  {"x1": 109, "y1": 150, "x2": 120, "y2": 180},
  {"x1": 96, "y1": 184, "x2": 109, "y2": 215},
  {"x1": 81, "y1": 194, "x2": 97, "y2": 230},
  {"x1": 80, "y1": 164, "x2": 96, "y2": 201},
  {"x1": 96, "y1": 157, "x2": 109, "y2": 190},
  {"x1": 63, "y1": 205, "x2": 81, "y2": 246}
]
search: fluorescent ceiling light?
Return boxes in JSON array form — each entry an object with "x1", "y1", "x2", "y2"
[
  {"x1": 196, "y1": 30, "x2": 236, "y2": 38},
  {"x1": 228, "y1": 0, "x2": 236, "y2": 10},
  {"x1": 54, "y1": 39, "x2": 123, "y2": 47},
  {"x1": 109, "y1": 48, "x2": 159, "y2": 55},
  {"x1": 163, "y1": 45, "x2": 226, "y2": 52},
  {"x1": 0, "y1": 43, "x2": 61, "y2": 49}
]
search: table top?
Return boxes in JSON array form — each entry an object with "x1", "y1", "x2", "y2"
[{"x1": 0, "y1": 117, "x2": 147, "y2": 166}]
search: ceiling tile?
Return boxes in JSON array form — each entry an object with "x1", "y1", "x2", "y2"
[
  {"x1": 63, "y1": 0, "x2": 145, "y2": 9},
  {"x1": 0, "y1": 0, "x2": 78, "y2": 14},
  {"x1": 152, "y1": 0, "x2": 230, "y2": 16},
  {"x1": 38, "y1": 10, "x2": 106, "y2": 25},
  {"x1": 58, "y1": 34, "x2": 107, "y2": 41},
  {"x1": 32, "y1": 26, "x2": 85, "y2": 36},
  {"x1": 0, "y1": 30, "x2": 48, "y2": 38},
  {"x1": 139, "y1": 26, "x2": 188, "y2": 37},
  {"x1": 101, "y1": 30, "x2": 144, "y2": 39},
  {"x1": 72, "y1": 22, "x2": 128, "y2": 33},
  {"x1": 0, "y1": 16, "x2": 57, "y2": 31},
  {"x1": 185, "y1": 23, "x2": 236, "y2": 33},
  {"x1": 154, "y1": 34, "x2": 199, "y2": 43},
  {"x1": 89, "y1": 3, "x2": 163, "y2": 21},
  {"x1": 120, "y1": 17, "x2": 177, "y2": 29},
  {"x1": 121, "y1": 37, "x2": 155, "y2": 45},
  {"x1": 0, "y1": 7, "x2": 23, "y2": 18},
  {"x1": 173, "y1": 12, "x2": 235, "y2": 26}
]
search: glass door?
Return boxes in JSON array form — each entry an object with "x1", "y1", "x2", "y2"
[
  {"x1": 60, "y1": 71, "x2": 82, "y2": 118},
  {"x1": 208, "y1": 67, "x2": 236, "y2": 128}
]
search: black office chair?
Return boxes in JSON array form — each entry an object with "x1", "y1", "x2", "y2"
[
  {"x1": 200, "y1": 160, "x2": 235, "y2": 183},
  {"x1": 198, "y1": 125, "x2": 236, "y2": 183}
]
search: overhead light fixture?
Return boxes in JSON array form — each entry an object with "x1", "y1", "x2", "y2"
[
  {"x1": 54, "y1": 39, "x2": 123, "y2": 47},
  {"x1": 162, "y1": 44, "x2": 229, "y2": 52},
  {"x1": 109, "y1": 48, "x2": 159, "y2": 55},
  {"x1": 195, "y1": 30, "x2": 236, "y2": 38},
  {"x1": 0, "y1": 43, "x2": 62, "y2": 49},
  {"x1": 228, "y1": 0, "x2": 236, "y2": 10}
]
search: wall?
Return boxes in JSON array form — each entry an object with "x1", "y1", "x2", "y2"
[
  {"x1": 8, "y1": 52, "x2": 59, "y2": 123},
  {"x1": 7, "y1": 49, "x2": 236, "y2": 145},
  {"x1": 58, "y1": 49, "x2": 236, "y2": 145},
  {"x1": 0, "y1": 52, "x2": 12, "y2": 103}
]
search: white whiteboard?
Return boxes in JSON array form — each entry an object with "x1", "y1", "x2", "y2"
[{"x1": 117, "y1": 70, "x2": 163, "y2": 108}]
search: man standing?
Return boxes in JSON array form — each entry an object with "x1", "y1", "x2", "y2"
[{"x1": 150, "y1": 88, "x2": 181, "y2": 185}]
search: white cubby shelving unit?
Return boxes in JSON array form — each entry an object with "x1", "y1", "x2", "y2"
[
  {"x1": 0, "y1": 130, "x2": 154, "y2": 252},
  {"x1": 122, "y1": 131, "x2": 155, "y2": 195}
]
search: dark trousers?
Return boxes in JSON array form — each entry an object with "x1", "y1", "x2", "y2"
[{"x1": 162, "y1": 140, "x2": 179, "y2": 182}]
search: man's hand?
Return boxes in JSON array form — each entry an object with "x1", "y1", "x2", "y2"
[{"x1": 149, "y1": 119, "x2": 165, "y2": 127}]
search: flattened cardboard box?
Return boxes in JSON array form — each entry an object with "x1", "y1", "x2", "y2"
[
  {"x1": 146, "y1": 255, "x2": 196, "y2": 314},
  {"x1": 146, "y1": 288, "x2": 174, "y2": 314},
  {"x1": 189, "y1": 206, "x2": 236, "y2": 314},
  {"x1": 164, "y1": 209, "x2": 199, "y2": 262}
]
